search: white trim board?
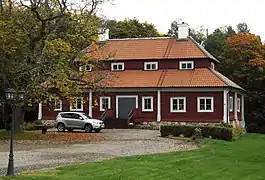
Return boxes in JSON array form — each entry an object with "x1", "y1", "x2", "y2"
[
  {"x1": 85, "y1": 87, "x2": 228, "y2": 93},
  {"x1": 116, "y1": 95, "x2": 138, "y2": 118}
]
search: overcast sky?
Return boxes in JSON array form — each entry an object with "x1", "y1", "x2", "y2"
[{"x1": 100, "y1": 0, "x2": 264, "y2": 41}]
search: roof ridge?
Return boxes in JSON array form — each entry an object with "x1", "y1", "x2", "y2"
[
  {"x1": 108, "y1": 37, "x2": 174, "y2": 41},
  {"x1": 188, "y1": 36, "x2": 219, "y2": 63}
]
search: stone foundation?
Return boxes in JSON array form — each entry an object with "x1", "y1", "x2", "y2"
[
  {"x1": 133, "y1": 121, "x2": 232, "y2": 130},
  {"x1": 41, "y1": 120, "x2": 56, "y2": 126}
]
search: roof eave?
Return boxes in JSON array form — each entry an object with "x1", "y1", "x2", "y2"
[{"x1": 188, "y1": 36, "x2": 220, "y2": 63}]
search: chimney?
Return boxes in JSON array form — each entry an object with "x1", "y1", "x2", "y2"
[
  {"x1": 177, "y1": 22, "x2": 189, "y2": 39},
  {"x1": 99, "y1": 29, "x2": 110, "y2": 42}
]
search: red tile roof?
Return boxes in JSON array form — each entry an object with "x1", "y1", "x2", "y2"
[
  {"x1": 85, "y1": 37, "x2": 218, "y2": 62},
  {"x1": 97, "y1": 68, "x2": 242, "y2": 89}
]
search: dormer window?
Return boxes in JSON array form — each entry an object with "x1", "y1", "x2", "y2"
[
  {"x1": 144, "y1": 62, "x2": 158, "y2": 71},
  {"x1": 111, "y1": 62, "x2": 124, "y2": 71},
  {"x1": 179, "y1": 61, "x2": 194, "y2": 70},
  {"x1": 79, "y1": 65, "x2": 92, "y2": 72}
]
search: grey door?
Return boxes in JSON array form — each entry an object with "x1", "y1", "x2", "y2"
[{"x1": 118, "y1": 97, "x2": 136, "y2": 119}]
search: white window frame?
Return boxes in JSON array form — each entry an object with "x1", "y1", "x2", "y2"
[
  {"x1": 179, "y1": 61, "x2": 194, "y2": 70},
  {"x1": 237, "y1": 98, "x2": 241, "y2": 112},
  {"x1": 197, "y1": 97, "x2": 214, "y2": 112},
  {"x1": 142, "y1": 96, "x2": 154, "y2": 112},
  {"x1": 111, "y1": 62, "x2": 124, "y2": 71},
  {"x1": 79, "y1": 65, "x2": 92, "y2": 72},
  {"x1": 170, "y1": 97, "x2": 186, "y2": 113},
  {"x1": 54, "y1": 99, "x2": 62, "y2": 111},
  {"x1": 100, "y1": 97, "x2": 111, "y2": 112},
  {"x1": 211, "y1": 62, "x2": 215, "y2": 70},
  {"x1": 229, "y1": 96, "x2": 233, "y2": 112},
  {"x1": 144, "y1": 62, "x2": 158, "y2": 71},
  {"x1": 70, "y1": 97, "x2": 83, "y2": 111}
]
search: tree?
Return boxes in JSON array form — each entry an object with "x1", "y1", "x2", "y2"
[
  {"x1": 237, "y1": 22, "x2": 250, "y2": 33},
  {"x1": 204, "y1": 26, "x2": 236, "y2": 59},
  {"x1": 0, "y1": 0, "x2": 112, "y2": 131},
  {"x1": 221, "y1": 32, "x2": 265, "y2": 132},
  {"x1": 105, "y1": 18, "x2": 161, "y2": 39}
]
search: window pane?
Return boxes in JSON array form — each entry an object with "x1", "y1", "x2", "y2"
[
  {"x1": 118, "y1": 64, "x2": 123, "y2": 70},
  {"x1": 200, "y1": 104, "x2": 205, "y2": 110},
  {"x1": 182, "y1": 63, "x2": 187, "y2": 69},
  {"x1": 206, "y1": 99, "x2": 212, "y2": 105},
  {"x1": 206, "y1": 104, "x2": 212, "y2": 110},
  {"x1": 179, "y1": 104, "x2": 184, "y2": 110},
  {"x1": 146, "y1": 64, "x2": 151, "y2": 70},
  {"x1": 77, "y1": 98, "x2": 82, "y2": 109},
  {"x1": 187, "y1": 63, "x2": 192, "y2": 69},
  {"x1": 86, "y1": 65, "x2": 91, "y2": 71},
  {"x1": 113, "y1": 64, "x2": 117, "y2": 70},
  {"x1": 102, "y1": 98, "x2": 109, "y2": 110},
  {"x1": 151, "y1": 64, "x2": 156, "y2": 70},
  {"x1": 172, "y1": 99, "x2": 178, "y2": 110},
  {"x1": 144, "y1": 98, "x2": 151, "y2": 109},
  {"x1": 199, "y1": 99, "x2": 205, "y2": 110}
]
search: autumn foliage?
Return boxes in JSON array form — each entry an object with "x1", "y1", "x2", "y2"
[
  {"x1": 0, "y1": 131, "x2": 105, "y2": 144},
  {"x1": 219, "y1": 32, "x2": 265, "y2": 132}
]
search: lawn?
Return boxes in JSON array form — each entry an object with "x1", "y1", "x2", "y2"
[{"x1": 1, "y1": 133, "x2": 265, "y2": 180}]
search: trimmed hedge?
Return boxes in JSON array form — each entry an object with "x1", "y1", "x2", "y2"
[{"x1": 160, "y1": 124, "x2": 245, "y2": 141}]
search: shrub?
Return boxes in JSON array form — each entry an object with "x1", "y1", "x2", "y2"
[
  {"x1": 160, "y1": 124, "x2": 245, "y2": 141},
  {"x1": 21, "y1": 120, "x2": 43, "y2": 131}
]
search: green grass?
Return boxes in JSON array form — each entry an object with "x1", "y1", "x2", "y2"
[{"x1": 2, "y1": 133, "x2": 265, "y2": 180}]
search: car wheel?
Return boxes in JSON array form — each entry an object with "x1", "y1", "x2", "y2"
[
  {"x1": 57, "y1": 123, "x2": 65, "y2": 132},
  {"x1": 67, "y1": 129, "x2": 74, "y2": 132},
  {"x1": 84, "y1": 124, "x2": 93, "y2": 133},
  {"x1": 94, "y1": 129, "x2": 101, "y2": 133}
]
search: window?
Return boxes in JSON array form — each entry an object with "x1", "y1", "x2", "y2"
[
  {"x1": 70, "y1": 97, "x2": 83, "y2": 111},
  {"x1": 142, "y1": 96, "x2": 153, "y2": 112},
  {"x1": 211, "y1": 62, "x2": 215, "y2": 70},
  {"x1": 54, "y1": 99, "x2": 62, "y2": 111},
  {"x1": 237, "y1": 98, "x2": 241, "y2": 112},
  {"x1": 144, "y1": 62, "x2": 158, "y2": 71},
  {"x1": 79, "y1": 65, "x2": 92, "y2": 72},
  {"x1": 179, "y1": 61, "x2": 194, "y2": 70},
  {"x1": 197, "y1": 97, "x2": 214, "y2": 112},
  {"x1": 229, "y1": 96, "x2": 233, "y2": 112},
  {"x1": 100, "y1": 97, "x2": 111, "y2": 111},
  {"x1": 111, "y1": 63, "x2": 124, "y2": 71},
  {"x1": 179, "y1": 61, "x2": 194, "y2": 69},
  {"x1": 170, "y1": 97, "x2": 186, "y2": 112}
]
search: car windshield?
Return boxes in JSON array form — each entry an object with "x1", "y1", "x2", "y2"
[{"x1": 82, "y1": 113, "x2": 92, "y2": 119}]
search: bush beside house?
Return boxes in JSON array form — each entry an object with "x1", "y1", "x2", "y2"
[{"x1": 160, "y1": 124, "x2": 245, "y2": 141}]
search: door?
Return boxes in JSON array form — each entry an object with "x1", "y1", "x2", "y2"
[
  {"x1": 118, "y1": 97, "x2": 137, "y2": 119},
  {"x1": 70, "y1": 113, "x2": 84, "y2": 128}
]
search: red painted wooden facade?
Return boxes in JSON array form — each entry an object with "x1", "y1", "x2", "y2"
[{"x1": 40, "y1": 36, "x2": 244, "y2": 127}]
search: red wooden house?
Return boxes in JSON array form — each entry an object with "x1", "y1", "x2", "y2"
[{"x1": 39, "y1": 22, "x2": 245, "y2": 128}]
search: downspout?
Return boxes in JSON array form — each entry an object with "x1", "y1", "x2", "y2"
[{"x1": 226, "y1": 87, "x2": 233, "y2": 124}]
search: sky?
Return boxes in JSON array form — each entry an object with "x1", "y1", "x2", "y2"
[{"x1": 100, "y1": 0, "x2": 265, "y2": 41}]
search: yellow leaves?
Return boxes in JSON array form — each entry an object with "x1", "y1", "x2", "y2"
[
  {"x1": 227, "y1": 33, "x2": 261, "y2": 49},
  {"x1": 45, "y1": 38, "x2": 72, "y2": 57}
]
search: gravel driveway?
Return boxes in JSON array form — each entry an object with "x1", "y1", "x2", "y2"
[{"x1": 0, "y1": 129, "x2": 196, "y2": 176}]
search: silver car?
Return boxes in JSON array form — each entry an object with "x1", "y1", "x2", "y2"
[{"x1": 55, "y1": 112, "x2": 105, "y2": 133}]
